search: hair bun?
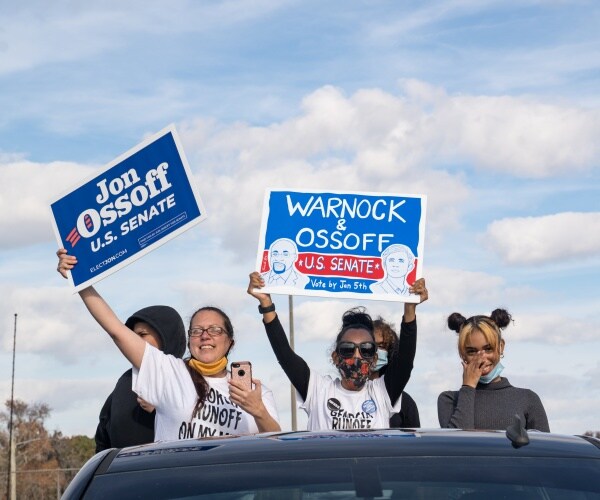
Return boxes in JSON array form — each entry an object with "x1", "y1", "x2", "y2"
[
  {"x1": 341, "y1": 307, "x2": 373, "y2": 330},
  {"x1": 490, "y1": 308, "x2": 512, "y2": 329},
  {"x1": 447, "y1": 312, "x2": 466, "y2": 333}
]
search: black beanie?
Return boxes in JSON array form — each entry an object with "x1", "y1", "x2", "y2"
[{"x1": 125, "y1": 305, "x2": 186, "y2": 357}]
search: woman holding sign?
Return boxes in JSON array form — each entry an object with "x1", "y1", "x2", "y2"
[
  {"x1": 437, "y1": 309, "x2": 550, "y2": 431},
  {"x1": 57, "y1": 249, "x2": 281, "y2": 441},
  {"x1": 248, "y1": 271, "x2": 427, "y2": 430}
]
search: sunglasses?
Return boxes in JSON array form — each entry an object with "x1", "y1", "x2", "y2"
[{"x1": 336, "y1": 341, "x2": 376, "y2": 360}]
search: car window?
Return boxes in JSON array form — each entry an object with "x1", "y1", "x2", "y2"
[{"x1": 81, "y1": 456, "x2": 600, "y2": 499}]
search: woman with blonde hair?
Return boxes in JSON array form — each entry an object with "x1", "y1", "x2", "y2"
[{"x1": 437, "y1": 308, "x2": 549, "y2": 431}]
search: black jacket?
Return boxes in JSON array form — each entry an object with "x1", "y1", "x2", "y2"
[
  {"x1": 389, "y1": 391, "x2": 420, "y2": 428},
  {"x1": 377, "y1": 365, "x2": 420, "y2": 428},
  {"x1": 95, "y1": 305, "x2": 186, "y2": 452}
]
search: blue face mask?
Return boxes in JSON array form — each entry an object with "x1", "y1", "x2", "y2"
[
  {"x1": 374, "y1": 349, "x2": 388, "y2": 371},
  {"x1": 479, "y1": 362, "x2": 504, "y2": 384}
]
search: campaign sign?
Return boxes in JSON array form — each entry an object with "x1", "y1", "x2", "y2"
[
  {"x1": 255, "y1": 189, "x2": 426, "y2": 303},
  {"x1": 50, "y1": 124, "x2": 207, "y2": 291}
]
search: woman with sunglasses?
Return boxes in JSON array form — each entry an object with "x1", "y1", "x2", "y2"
[
  {"x1": 57, "y1": 249, "x2": 281, "y2": 441},
  {"x1": 437, "y1": 308, "x2": 549, "y2": 431},
  {"x1": 248, "y1": 272, "x2": 427, "y2": 430}
]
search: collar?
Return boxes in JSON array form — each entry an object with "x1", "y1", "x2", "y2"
[
  {"x1": 475, "y1": 377, "x2": 512, "y2": 390},
  {"x1": 188, "y1": 356, "x2": 227, "y2": 376}
]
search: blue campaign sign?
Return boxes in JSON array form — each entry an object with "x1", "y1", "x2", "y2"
[
  {"x1": 255, "y1": 189, "x2": 427, "y2": 302},
  {"x1": 50, "y1": 124, "x2": 207, "y2": 291}
]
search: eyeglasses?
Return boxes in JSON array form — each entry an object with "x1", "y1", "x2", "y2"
[
  {"x1": 188, "y1": 326, "x2": 227, "y2": 338},
  {"x1": 336, "y1": 341, "x2": 376, "y2": 360}
]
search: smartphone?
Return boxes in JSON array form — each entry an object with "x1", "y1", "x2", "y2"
[{"x1": 231, "y1": 361, "x2": 253, "y2": 391}]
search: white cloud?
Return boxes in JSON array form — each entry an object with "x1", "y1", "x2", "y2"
[
  {"x1": 179, "y1": 83, "x2": 599, "y2": 255},
  {"x1": 484, "y1": 212, "x2": 600, "y2": 264},
  {"x1": 423, "y1": 267, "x2": 508, "y2": 309},
  {"x1": 3, "y1": 82, "x2": 597, "y2": 253},
  {"x1": 0, "y1": 377, "x2": 118, "y2": 436},
  {"x1": 509, "y1": 312, "x2": 600, "y2": 345},
  {"x1": 0, "y1": 284, "x2": 111, "y2": 360},
  {"x1": 174, "y1": 280, "x2": 253, "y2": 325},
  {"x1": 407, "y1": 81, "x2": 600, "y2": 178},
  {"x1": 0, "y1": 159, "x2": 95, "y2": 248},
  {"x1": 511, "y1": 371, "x2": 600, "y2": 435}
]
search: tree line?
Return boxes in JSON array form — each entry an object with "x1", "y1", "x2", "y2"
[{"x1": 0, "y1": 399, "x2": 95, "y2": 500}]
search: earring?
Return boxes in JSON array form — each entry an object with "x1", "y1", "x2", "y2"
[{"x1": 501, "y1": 353, "x2": 504, "y2": 358}]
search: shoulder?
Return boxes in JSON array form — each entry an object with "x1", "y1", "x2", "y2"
[
  {"x1": 311, "y1": 371, "x2": 336, "y2": 386},
  {"x1": 437, "y1": 390, "x2": 459, "y2": 403},
  {"x1": 116, "y1": 368, "x2": 134, "y2": 384},
  {"x1": 401, "y1": 391, "x2": 416, "y2": 404},
  {"x1": 520, "y1": 387, "x2": 544, "y2": 403},
  {"x1": 145, "y1": 344, "x2": 185, "y2": 365},
  {"x1": 500, "y1": 379, "x2": 535, "y2": 395},
  {"x1": 306, "y1": 371, "x2": 340, "y2": 396},
  {"x1": 499, "y1": 381, "x2": 542, "y2": 401}
]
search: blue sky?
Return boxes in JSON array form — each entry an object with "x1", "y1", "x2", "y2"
[{"x1": 1, "y1": 0, "x2": 599, "y2": 437}]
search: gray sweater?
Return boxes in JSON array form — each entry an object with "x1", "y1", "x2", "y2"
[{"x1": 437, "y1": 377, "x2": 550, "y2": 432}]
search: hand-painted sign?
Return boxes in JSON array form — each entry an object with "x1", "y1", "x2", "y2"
[
  {"x1": 255, "y1": 189, "x2": 426, "y2": 302},
  {"x1": 50, "y1": 124, "x2": 207, "y2": 291}
]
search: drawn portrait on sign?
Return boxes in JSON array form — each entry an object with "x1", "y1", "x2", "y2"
[
  {"x1": 369, "y1": 244, "x2": 415, "y2": 296},
  {"x1": 261, "y1": 238, "x2": 309, "y2": 289}
]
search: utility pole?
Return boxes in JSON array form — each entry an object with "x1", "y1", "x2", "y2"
[
  {"x1": 288, "y1": 296, "x2": 297, "y2": 431},
  {"x1": 7, "y1": 313, "x2": 18, "y2": 500},
  {"x1": 10, "y1": 438, "x2": 16, "y2": 500}
]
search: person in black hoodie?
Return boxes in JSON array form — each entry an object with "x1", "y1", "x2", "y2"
[
  {"x1": 94, "y1": 305, "x2": 186, "y2": 452},
  {"x1": 370, "y1": 316, "x2": 420, "y2": 428}
]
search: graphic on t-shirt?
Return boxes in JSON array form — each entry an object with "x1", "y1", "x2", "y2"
[
  {"x1": 327, "y1": 397, "x2": 377, "y2": 430},
  {"x1": 327, "y1": 398, "x2": 342, "y2": 412},
  {"x1": 178, "y1": 386, "x2": 244, "y2": 439},
  {"x1": 362, "y1": 399, "x2": 377, "y2": 414}
]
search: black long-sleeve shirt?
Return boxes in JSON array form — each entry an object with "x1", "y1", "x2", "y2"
[
  {"x1": 390, "y1": 391, "x2": 420, "y2": 428},
  {"x1": 95, "y1": 369, "x2": 155, "y2": 452}
]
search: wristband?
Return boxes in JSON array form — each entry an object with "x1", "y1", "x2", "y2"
[{"x1": 258, "y1": 303, "x2": 276, "y2": 314}]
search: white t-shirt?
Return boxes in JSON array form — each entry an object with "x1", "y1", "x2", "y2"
[
  {"x1": 132, "y1": 343, "x2": 279, "y2": 441},
  {"x1": 299, "y1": 370, "x2": 400, "y2": 430}
]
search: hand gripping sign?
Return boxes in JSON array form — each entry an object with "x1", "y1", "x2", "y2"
[
  {"x1": 50, "y1": 124, "x2": 207, "y2": 291},
  {"x1": 255, "y1": 189, "x2": 427, "y2": 303}
]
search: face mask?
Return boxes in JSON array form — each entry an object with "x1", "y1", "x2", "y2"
[
  {"x1": 479, "y1": 361, "x2": 504, "y2": 384},
  {"x1": 336, "y1": 357, "x2": 372, "y2": 389},
  {"x1": 374, "y1": 349, "x2": 388, "y2": 371}
]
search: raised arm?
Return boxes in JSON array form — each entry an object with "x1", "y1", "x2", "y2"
[
  {"x1": 247, "y1": 272, "x2": 311, "y2": 400},
  {"x1": 57, "y1": 249, "x2": 146, "y2": 368},
  {"x1": 384, "y1": 278, "x2": 428, "y2": 405}
]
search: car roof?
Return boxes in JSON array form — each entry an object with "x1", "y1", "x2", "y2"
[{"x1": 100, "y1": 429, "x2": 600, "y2": 474}]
